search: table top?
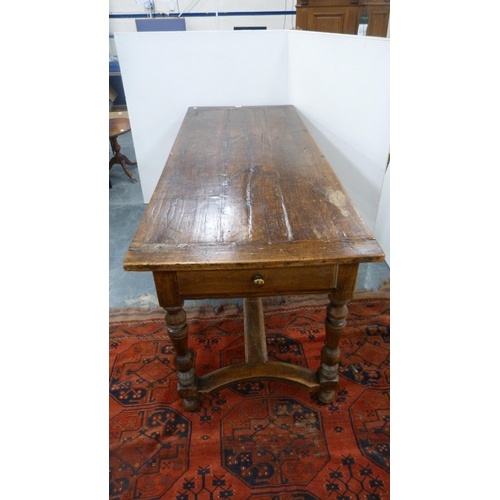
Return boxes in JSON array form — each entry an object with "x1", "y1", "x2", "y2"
[
  {"x1": 124, "y1": 105, "x2": 384, "y2": 271},
  {"x1": 109, "y1": 118, "x2": 131, "y2": 139}
]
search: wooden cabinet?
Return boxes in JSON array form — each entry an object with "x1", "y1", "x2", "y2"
[{"x1": 295, "y1": 0, "x2": 390, "y2": 37}]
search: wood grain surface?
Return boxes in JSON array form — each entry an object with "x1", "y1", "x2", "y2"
[{"x1": 124, "y1": 105, "x2": 384, "y2": 271}]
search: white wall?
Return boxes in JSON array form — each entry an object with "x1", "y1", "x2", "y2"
[
  {"x1": 115, "y1": 30, "x2": 389, "y2": 237},
  {"x1": 115, "y1": 30, "x2": 289, "y2": 200},
  {"x1": 288, "y1": 31, "x2": 390, "y2": 230},
  {"x1": 374, "y1": 162, "x2": 390, "y2": 265}
]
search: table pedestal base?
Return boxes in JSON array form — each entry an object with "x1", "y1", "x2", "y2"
[
  {"x1": 198, "y1": 297, "x2": 321, "y2": 394},
  {"x1": 169, "y1": 295, "x2": 351, "y2": 411}
]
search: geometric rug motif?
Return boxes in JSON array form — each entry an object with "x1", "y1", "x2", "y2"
[
  {"x1": 247, "y1": 492, "x2": 322, "y2": 499},
  {"x1": 221, "y1": 397, "x2": 329, "y2": 488},
  {"x1": 109, "y1": 407, "x2": 190, "y2": 500},
  {"x1": 339, "y1": 321, "x2": 390, "y2": 388},
  {"x1": 110, "y1": 341, "x2": 180, "y2": 406},
  {"x1": 110, "y1": 295, "x2": 390, "y2": 499},
  {"x1": 349, "y1": 389, "x2": 390, "y2": 472}
]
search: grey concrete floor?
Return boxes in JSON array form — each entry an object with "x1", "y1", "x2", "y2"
[{"x1": 109, "y1": 131, "x2": 389, "y2": 310}]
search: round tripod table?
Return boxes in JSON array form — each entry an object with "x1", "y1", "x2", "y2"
[{"x1": 109, "y1": 118, "x2": 137, "y2": 187}]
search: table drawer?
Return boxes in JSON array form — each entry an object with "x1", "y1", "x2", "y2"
[{"x1": 177, "y1": 265, "x2": 338, "y2": 298}]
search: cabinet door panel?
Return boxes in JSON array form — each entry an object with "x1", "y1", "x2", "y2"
[
  {"x1": 312, "y1": 11, "x2": 345, "y2": 33},
  {"x1": 309, "y1": 7, "x2": 358, "y2": 34},
  {"x1": 296, "y1": 2, "x2": 389, "y2": 37},
  {"x1": 366, "y1": 8, "x2": 390, "y2": 37}
]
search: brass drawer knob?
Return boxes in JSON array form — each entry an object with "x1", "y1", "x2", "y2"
[{"x1": 252, "y1": 274, "x2": 265, "y2": 286}]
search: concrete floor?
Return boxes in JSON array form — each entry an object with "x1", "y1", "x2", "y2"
[{"x1": 109, "y1": 131, "x2": 390, "y2": 310}]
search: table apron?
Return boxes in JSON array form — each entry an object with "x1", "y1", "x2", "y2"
[{"x1": 174, "y1": 265, "x2": 338, "y2": 299}]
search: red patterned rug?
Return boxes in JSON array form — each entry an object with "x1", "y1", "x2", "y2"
[{"x1": 109, "y1": 293, "x2": 390, "y2": 500}]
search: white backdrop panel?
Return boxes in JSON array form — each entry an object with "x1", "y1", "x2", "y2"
[
  {"x1": 288, "y1": 31, "x2": 390, "y2": 230},
  {"x1": 115, "y1": 30, "x2": 289, "y2": 201},
  {"x1": 374, "y1": 163, "x2": 390, "y2": 265}
]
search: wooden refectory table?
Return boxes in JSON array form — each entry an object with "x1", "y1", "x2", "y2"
[{"x1": 123, "y1": 105, "x2": 384, "y2": 411}]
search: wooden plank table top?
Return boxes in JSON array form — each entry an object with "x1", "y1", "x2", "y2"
[
  {"x1": 123, "y1": 105, "x2": 385, "y2": 411},
  {"x1": 123, "y1": 105, "x2": 384, "y2": 272}
]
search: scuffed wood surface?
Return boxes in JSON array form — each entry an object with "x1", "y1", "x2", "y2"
[{"x1": 124, "y1": 105, "x2": 384, "y2": 271}]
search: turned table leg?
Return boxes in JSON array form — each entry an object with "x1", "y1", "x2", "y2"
[
  {"x1": 317, "y1": 263, "x2": 359, "y2": 403},
  {"x1": 164, "y1": 304, "x2": 200, "y2": 411},
  {"x1": 154, "y1": 272, "x2": 200, "y2": 411}
]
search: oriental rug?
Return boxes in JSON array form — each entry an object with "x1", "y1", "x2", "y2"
[{"x1": 109, "y1": 293, "x2": 390, "y2": 500}]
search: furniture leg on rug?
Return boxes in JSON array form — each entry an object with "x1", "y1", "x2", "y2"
[
  {"x1": 123, "y1": 105, "x2": 385, "y2": 412},
  {"x1": 156, "y1": 263, "x2": 360, "y2": 411},
  {"x1": 109, "y1": 295, "x2": 390, "y2": 500}
]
